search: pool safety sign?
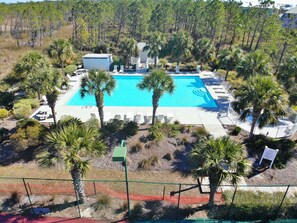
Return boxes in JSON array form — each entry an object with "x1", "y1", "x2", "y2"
[{"x1": 259, "y1": 146, "x2": 279, "y2": 168}]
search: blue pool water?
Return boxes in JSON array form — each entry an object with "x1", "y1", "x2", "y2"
[{"x1": 67, "y1": 75, "x2": 217, "y2": 108}]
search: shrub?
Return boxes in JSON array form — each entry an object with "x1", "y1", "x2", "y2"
[
  {"x1": 85, "y1": 116, "x2": 100, "y2": 129},
  {"x1": 6, "y1": 191, "x2": 21, "y2": 206},
  {"x1": 130, "y1": 142, "x2": 143, "y2": 153},
  {"x1": 105, "y1": 119, "x2": 124, "y2": 133},
  {"x1": 10, "y1": 119, "x2": 44, "y2": 150},
  {"x1": 0, "y1": 108, "x2": 9, "y2": 120},
  {"x1": 0, "y1": 128, "x2": 9, "y2": 141},
  {"x1": 130, "y1": 203, "x2": 143, "y2": 220},
  {"x1": 173, "y1": 149, "x2": 183, "y2": 159},
  {"x1": 92, "y1": 194, "x2": 112, "y2": 210},
  {"x1": 0, "y1": 91, "x2": 14, "y2": 109},
  {"x1": 163, "y1": 152, "x2": 172, "y2": 160},
  {"x1": 231, "y1": 126, "x2": 241, "y2": 136},
  {"x1": 148, "y1": 124, "x2": 164, "y2": 141},
  {"x1": 19, "y1": 98, "x2": 39, "y2": 109},
  {"x1": 123, "y1": 121, "x2": 139, "y2": 137},
  {"x1": 159, "y1": 58, "x2": 168, "y2": 68},
  {"x1": 64, "y1": 64, "x2": 77, "y2": 75},
  {"x1": 138, "y1": 155, "x2": 159, "y2": 170},
  {"x1": 192, "y1": 126, "x2": 209, "y2": 137},
  {"x1": 179, "y1": 125, "x2": 187, "y2": 133},
  {"x1": 13, "y1": 103, "x2": 31, "y2": 119}
]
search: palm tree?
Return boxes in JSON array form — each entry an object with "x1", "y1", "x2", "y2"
[
  {"x1": 170, "y1": 31, "x2": 193, "y2": 66},
  {"x1": 80, "y1": 70, "x2": 116, "y2": 130},
  {"x1": 12, "y1": 52, "x2": 49, "y2": 84},
  {"x1": 48, "y1": 39, "x2": 75, "y2": 73},
  {"x1": 119, "y1": 37, "x2": 138, "y2": 67},
  {"x1": 190, "y1": 136, "x2": 250, "y2": 207},
  {"x1": 46, "y1": 89, "x2": 59, "y2": 126},
  {"x1": 193, "y1": 38, "x2": 214, "y2": 70},
  {"x1": 143, "y1": 32, "x2": 166, "y2": 68},
  {"x1": 37, "y1": 121, "x2": 106, "y2": 203},
  {"x1": 218, "y1": 46, "x2": 244, "y2": 80},
  {"x1": 137, "y1": 69, "x2": 175, "y2": 125},
  {"x1": 236, "y1": 50, "x2": 270, "y2": 80},
  {"x1": 232, "y1": 75, "x2": 287, "y2": 139}
]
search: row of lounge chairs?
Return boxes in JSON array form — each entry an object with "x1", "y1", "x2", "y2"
[
  {"x1": 103, "y1": 112, "x2": 174, "y2": 124},
  {"x1": 113, "y1": 65, "x2": 124, "y2": 73}
]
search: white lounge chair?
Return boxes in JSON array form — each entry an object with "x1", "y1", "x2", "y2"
[
  {"x1": 114, "y1": 113, "x2": 123, "y2": 120},
  {"x1": 134, "y1": 113, "x2": 142, "y2": 124},
  {"x1": 119, "y1": 65, "x2": 124, "y2": 73},
  {"x1": 103, "y1": 112, "x2": 111, "y2": 123},
  {"x1": 125, "y1": 112, "x2": 133, "y2": 122},
  {"x1": 113, "y1": 65, "x2": 118, "y2": 73},
  {"x1": 145, "y1": 113, "x2": 152, "y2": 123},
  {"x1": 156, "y1": 114, "x2": 165, "y2": 123},
  {"x1": 36, "y1": 110, "x2": 49, "y2": 121},
  {"x1": 165, "y1": 113, "x2": 174, "y2": 123},
  {"x1": 40, "y1": 95, "x2": 48, "y2": 105}
]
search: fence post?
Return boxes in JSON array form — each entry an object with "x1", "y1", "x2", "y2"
[
  {"x1": 177, "y1": 184, "x2": 182, "y2": 217},
  {"x1": 275, "y1": 185, "x2": 290, "y2": 219},
  {"x1": 162, "y1": 186, "x2": 166, "y2": 200},
  {"x1": 73, "y1": 185, "x2": 81, "y2": 218},
  {"x1": 227, "y1": 185, "x2": 237, "y2": 218},
  {"x1": 22, "y1": 178, "x2": 35, "y2": 215},
  {"x1": 93, "y1": 181, "x2": 97, "y2": 195},
  {"x1": 27, "y1": 183, "x2": 32, "y2": 195}
]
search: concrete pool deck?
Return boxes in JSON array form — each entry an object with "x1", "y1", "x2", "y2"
[{"x1": 31, "y1": 71, "x2": 227, "y2": 138}]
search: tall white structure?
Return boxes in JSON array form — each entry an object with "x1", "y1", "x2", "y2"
[
  {"x1": 83, "y1": 54, "x2": 113, "y2": 71},
  {"x1": 130, "y1": 42, "x2": 158, "y2": 69}
]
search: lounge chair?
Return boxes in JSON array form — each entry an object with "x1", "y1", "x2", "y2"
[
  {"x1": 103, "y1": 112, "x2": 111, "y2": 123},
  {"x1": 165, "y1": 113, "x2": 174, "y2": 123},
  {"x1": 36, "y1": 110, "x2": 49, "y2": 121},
  {"x1": 145, "y1": 113, "x2": 152, "y2": 123},
  {"x1": 114, "y1": 113, "x2": 123, "y2": 120},
  {"x1": 119, "y1": 65, "x2": 124, "y2": 73},
  {"x1": 156, "y1": 114, "x2": 165, "y2": 122},
  {"x1": 134, "y1": 113, "x2": 142, "y2": 124},
  {"x1": 113, "y1": 65, "x2": 118, "y2": 73},
  {"x1": 125, "y1": 112, "x2": 133, "y2": 122},
  {"x1": 40, "y1": 95, "x2": 48, "y2": 105}
]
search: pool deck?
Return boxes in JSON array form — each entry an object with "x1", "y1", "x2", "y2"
[{"x1": 31, "y1": 71, "x2": 228, "y2": 138}]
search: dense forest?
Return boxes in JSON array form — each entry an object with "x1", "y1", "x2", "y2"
[{"x1": 0, "y1": 0, "x2": 297, "y2": 106}]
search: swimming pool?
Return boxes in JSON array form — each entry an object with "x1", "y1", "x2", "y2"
[{"x1": 67, "y1": 75, "x2": 217, "y2": 108}]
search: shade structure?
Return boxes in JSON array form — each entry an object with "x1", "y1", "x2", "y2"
[{"x1": 112, "y1": 146, "x2": 127, "y2": 162}]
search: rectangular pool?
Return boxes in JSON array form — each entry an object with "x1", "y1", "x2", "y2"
[{"x1": 67, "y1": 75, "x2": 217, "y2": 108}]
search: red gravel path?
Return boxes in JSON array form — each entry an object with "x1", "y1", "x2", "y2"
[{"x1": 0, "y1": 182, "x2": 223, "y2": 205}]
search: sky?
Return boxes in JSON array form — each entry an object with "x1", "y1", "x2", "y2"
[{"x1": 0, "y1": 0, "x2": 297, "y2": 6}]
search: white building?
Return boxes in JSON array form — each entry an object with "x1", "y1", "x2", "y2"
[
  {"x1": 83, "y1": 54, "x2": 113, "y2": 71},
  {"x1": 130, "y1": 42, "x2": 157, "y2": 69}
]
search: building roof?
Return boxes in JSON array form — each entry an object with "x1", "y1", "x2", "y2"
[
  {"x1": 287, "y1": 6, "x2": 297, "y2": 14},
  {"x1": 83, "y1": 54, "x2": 112, "y2": 58}
]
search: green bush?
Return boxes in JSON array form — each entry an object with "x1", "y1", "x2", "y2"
[
  {"x1": 231, "y1": 126, "x2": 241, "y2": 136},
  {"x1": 123, "y1": 121, "x2": 139, "y2": 137},
  {"x1": 0, "y1": 108, "x2": 9, "y2": 120},
  {"x1": 92, "y1": 194, "x2": 112, "y2": 210},
  {"x1": 85, "y1": 116, "x2": 100, "y2": 129},
  {"x1": 19, "y1": 98, "x2": 39, "y2": 109},
  {"x1": 64, "y1": 64, "x2": 77, "y2": 75},
  {"x1": 105, "y1": 119, "x2": 124, "y2": 133},
  {"x1": 10, "y1": 119, "x2": 44, "y2": 150},
  {"x1": 13, "y1": 103, "x2": 31, "y2": 119},
  {"x1": 148, "y1": 124, "x2": 164, "y2": 141}
]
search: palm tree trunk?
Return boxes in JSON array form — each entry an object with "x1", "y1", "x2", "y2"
[
  {"x1": 208, "y1": 172, "x2": 220, "y2": 208},
  {"x1": 209, "y1": 184, "x2": 218, "y2": 208},
  {"x1": 154, "y1": 57, "x2": 157, "y2": 68},
  {"x1": 70, "y1": 167, "x2": 86, "y2": 204},
  {"x1": 275, "y1": 41, "x2": 287, "y2": 75},
  {"x1": 224, "y1": 69, "x2": 229, "y2": 81},
  {"x1": 50, "y1": 106, "x2": 57, "y2": 126},
  {"x1": 249, "y1": 115, "x2": 258, "y2": 140},
  {"x1": 96, "y1": 95, "x2": 105, "y2": 130},
  {"x1": 152, "y1": 94, "x2": 159, "y2": 125}
]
